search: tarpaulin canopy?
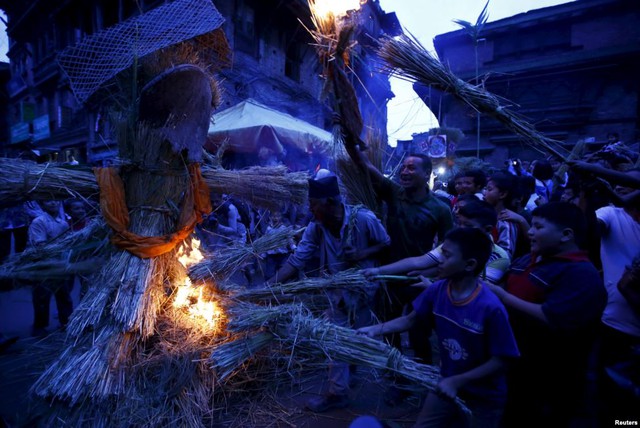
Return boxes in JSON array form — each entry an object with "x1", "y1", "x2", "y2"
[{"x1": 206, "y1": 99, "x2": 332, "y2": 156}]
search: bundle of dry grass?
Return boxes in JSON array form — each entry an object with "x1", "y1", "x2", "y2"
[
  {"x1": 336, "y1": 124, "x2": 387, "y2": 218},
  {"x1": 231, "y1": 269, "x2": 376, "y2": 307},
  {"x1": 201, "y1": 165, "x2": 309, "y2": 210},
  {"x1": 0, "y1": 217, "x2": 109, "y2": 281},
  {"x1": 556, "y1": 139, "x2": 587, "y2": 180},
  {"x1": 209, "y1": 331, "x2": 275, "y2": 381},
  {"x1": 0, "y1": 157, "x2": 309, "y2": 213},
  {"x1": 306, "y1": 0, "x2": 363, "y2": 142},
  {"x1": 188, "y1": 226, "x2": 302, "y2": 282},
  {"x1": 211, "y1": 302, "x2": 470, "y2": 415},
  {"x1": 0, "y1": 158, "x2": 99, "y2": 204},
  {"x1": 378, "y1": 33, "x2": 570, "y2": 161}
]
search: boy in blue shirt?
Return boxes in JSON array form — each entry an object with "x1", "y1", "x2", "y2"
[{"x1": 359, "y1": 228, "x2": 519, "y2": 427}]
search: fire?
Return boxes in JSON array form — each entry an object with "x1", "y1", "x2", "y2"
[
  {"x1": 309, "y1": 0, "x2": 363, "y2": 19},
  {"x1": 173, "y1": 238, "x2": 223, "y2": 330}
]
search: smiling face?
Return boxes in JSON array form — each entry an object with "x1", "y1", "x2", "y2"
[
  {"x1": 399, "y1": 156, "x2": 428, "y2": 190},
  {"x1": 455, "y1": 176, "x2": 477, "y2": 196},
  {"x1": 528, "y1": 216, "x2": 567, "y2": 256}
]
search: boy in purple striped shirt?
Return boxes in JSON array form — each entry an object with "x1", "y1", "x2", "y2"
[{"x1": 359, "y1": 228, "x2": 519, "y2": 428}]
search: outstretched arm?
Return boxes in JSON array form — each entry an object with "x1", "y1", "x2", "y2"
[
  {"x1": 362, "y1": 253, "x2": 435, "y2": 278},
  {"x1": 487, "y1": 284, "x2": 549, "y2": 325},
  {"x1": 357, "y1": 311, "x2": 417, "y2": 338}
]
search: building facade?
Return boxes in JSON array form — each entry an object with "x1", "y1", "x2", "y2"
[
  {"x1": 415, "y1": 0, "x2": 640, "y2": 164},
  {"x1": 0, "y1": 0, "x2": 399, "y2": 165}
]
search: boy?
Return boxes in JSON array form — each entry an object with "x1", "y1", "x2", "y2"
[
  {"x1": 453, "y1": 169, "x2": 487, "y2": 201},
  {"x1": 359, "y1": 228, "x2": 519, "y2": 427},
  {"x1": 488, "y1": 202, "x2": 606, "y2": 427}
]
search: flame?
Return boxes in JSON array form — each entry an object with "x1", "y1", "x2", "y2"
[
  {"x1": 173, "y1": 238, "x2": 223, "y2": 330},
  {"x1": 178, "y1": 238, "x2": 205, "y2": 267},
  {"x1": 309, "y1": 0, "x2": 362, "y2": 19}
]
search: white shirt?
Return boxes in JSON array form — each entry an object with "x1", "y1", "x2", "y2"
[{"x1": 596, "y1": 206, "x2": 640, "y2": 337}]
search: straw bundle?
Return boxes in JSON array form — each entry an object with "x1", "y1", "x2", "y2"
[
  {"x1": 231, "y1": 269, "x2": 375, "y2": 305},
  {"x1": 306, "y1": 0, "x2": 363, "y2": 143},
  {"x1": 188, "y1": 226, "x2": 303, "y2": 282},
  {"x1": 211, "y1": 302, "x2": 470, "y2": 414},
  {"x1": 378, "y1": 33, "x2": 570, "y2": 161},
  {"x1": 201, "y1": 165, "x2": 309, "y2": 210},
  {"x1": 0, "y1": 157, "x2": 309, "y2": 214},
  {"x1": 0, "y1": 217, "x2": 109, "y2": 281},
  {"x1": 0, "y1": 158, "x2": 99, "y2": 204},
  {"x1": 209, "y1": 331, "x2": 276, "y2": 381},
  {"x1": 336, "y1": 127, "x2": 385, "y2": 218},
  {"x1": 556, "y1": 139, "x2": 586, "y2": 180}
]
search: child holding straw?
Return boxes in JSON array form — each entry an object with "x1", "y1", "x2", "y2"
[{"x1": 359, "y1": 228, "x2": 519, "y2": 428}]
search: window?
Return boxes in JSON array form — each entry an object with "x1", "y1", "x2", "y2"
[
  {"x1": 234, "y1": 1, "x2": 258, "y2": 56},
  {"x1": 285, "y1": 42, "x2": 300, "y2": 81}
]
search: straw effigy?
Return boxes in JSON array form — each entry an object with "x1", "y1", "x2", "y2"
[
  {"x1": 377, "y1": 33, "x2": 571, "y2": 161},
  {"x1": 188, "y1": 226, "x2": 303, "y2": 282},
  {"x1": 27, "y1": 56, "x2": 226, "y2": 425}
]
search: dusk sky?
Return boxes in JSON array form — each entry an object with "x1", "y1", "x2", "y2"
[{"x1": 379, "y1": 0, "x2": 575, "y2": 144}]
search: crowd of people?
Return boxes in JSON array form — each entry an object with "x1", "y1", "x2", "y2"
[
  {"x1": 0, "y1": 129, "x2": 638, "y2": 427},
  {"x1": 260, "y1": 126, "x2": 639, "y2": 427}
]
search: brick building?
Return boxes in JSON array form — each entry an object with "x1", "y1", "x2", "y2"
[
  {"x1": 0, "y1": 0, "x2": 399, "y2": 165},
  {"x1": 415, "y1": 0, "x2": 640, "y2": 164}
]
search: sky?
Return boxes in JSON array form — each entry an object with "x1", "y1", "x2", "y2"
[
  {"x1": 378, "y1": 0, "x2": 574, "y2": 145},
  {"x1": 0, "y1": 11, "x2": 7, "y2": 62}
]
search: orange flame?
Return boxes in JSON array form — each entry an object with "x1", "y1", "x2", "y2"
[{"x1": 173, "y1": 238, "x2": 223, "y2": 330}]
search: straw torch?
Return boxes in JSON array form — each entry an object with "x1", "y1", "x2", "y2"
[{"x1": 307, "y1": 0, "x2": 365, "y2": 145}]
